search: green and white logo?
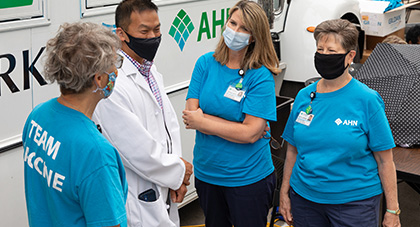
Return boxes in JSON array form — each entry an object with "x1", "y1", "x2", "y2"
[
  {"x1": 0, "y1": 0, "x2": 33, "y2": 9},
  {"x1": 169, "y1": 9, "x2": 195, "y2": 51}
]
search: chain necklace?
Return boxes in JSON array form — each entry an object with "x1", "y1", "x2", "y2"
[{"x1": 59, "y1": 95, "x2": 82, "y2": 113}]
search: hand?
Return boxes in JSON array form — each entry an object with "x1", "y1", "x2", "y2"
[
  {"x1": 182, "y1": 108, "x2": 204, "y2": 130},
  {"x1": 170, "y1": 184, "x2": 188, "y2": 203},
  {"x1": 181, "y1": 157, "x2": 193, "y2": 185},
  {"x1": 279, "y1": 192, "x2": 293, "y2": 226},
  {"x1": 260, "y1": 124, "x2": 270, "y2": 139},
  {"x1": 382, "y1": 212, "x2": 400, "y2": 227}
]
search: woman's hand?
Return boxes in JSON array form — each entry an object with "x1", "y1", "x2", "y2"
[
  {"x1": 382, "y1": 212, "x2": 400, "y2": 227},
  {"x1": 279, "y1": 191, "x2": 293, "y2": 226},
  {"x1": 182, "y1": 108, "x2": 204, "y2": 130},
  {"x1": 261, "y1": 124, "x2": 270, "y2": 139}
]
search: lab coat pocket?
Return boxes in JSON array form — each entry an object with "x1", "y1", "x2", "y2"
[{"x1": 138, "y1": 193, "x2": 176, "y2": 227}]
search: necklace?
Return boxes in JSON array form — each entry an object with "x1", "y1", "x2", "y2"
[{"x1": 59, "y1": 95, "x2": 81, "y2": 113}]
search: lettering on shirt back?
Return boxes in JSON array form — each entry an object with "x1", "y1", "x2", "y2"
[{"x1": 24, "y1": 120, "x2": 65, "y2": 192}]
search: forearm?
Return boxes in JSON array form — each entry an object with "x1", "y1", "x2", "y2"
[
  {"x1": 198, "y1": 114, "x2": 266, "y2": 144},
  {"x1": 280, "y1": 143, "x2": 297, "y2": 196},
  {"x1": 185, "y1": 98, "x2": 199, "y2": 111},
  {"x1": 374, "y1": 149, "x2": 399, "y2": 210},
  {"x1": 378, "y1": 160, "x2": 399, "y2": 210}
]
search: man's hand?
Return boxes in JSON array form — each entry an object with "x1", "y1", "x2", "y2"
[
  {"x1": 171, "y1": 184, "x2": 188, "y2": 203},
  {"x1": 181, "y1": 157, "x2": 193, "y2": 185}
]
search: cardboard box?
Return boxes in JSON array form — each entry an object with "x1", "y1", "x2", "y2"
[
  {"x1": 366, "y1": 28, "x2": 405, "y2": 50},
  {"x1": 360, "y1": 1, "x2": 406, "y2": 37}
]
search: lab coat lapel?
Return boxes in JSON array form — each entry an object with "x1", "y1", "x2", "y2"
[{"x1": 120, "y1": 54, "x2": 161, "y2": 109}]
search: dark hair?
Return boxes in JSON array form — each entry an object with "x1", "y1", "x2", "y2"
[
  {"x1": 115, "y1": 0, "x2": 158, "y2": 30},
  {"x1": 314, "y1": 19, "x2": 359, "y2": 52},
  {"x1": 406, "y1": 25, "x2": 420, "y2": 44}
]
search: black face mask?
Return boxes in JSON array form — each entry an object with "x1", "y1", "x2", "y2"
[
  {"x1": 314, "y1": 52, "x2": 350, "y2": 80},
  {"x1": 124, "y1": 31, "x2": 161, "y2": 62}
]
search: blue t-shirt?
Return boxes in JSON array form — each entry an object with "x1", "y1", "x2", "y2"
[
  {"x1": 282, "y1": 78, "x2": 395, "y2": 204},
  {"x1": 22, "y1": 98, "x2": 128, "y2": 227},
  {"x1": 187, "y1": 52, "x2": 276, "y2": 187}
]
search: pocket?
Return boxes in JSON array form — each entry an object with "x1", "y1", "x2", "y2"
[
  {"x1": 126, "y1": 192, "x2": 142, "y2": 227},
  {"x1": 138, "y1": 195, "x2": 176, "y2": 227}
]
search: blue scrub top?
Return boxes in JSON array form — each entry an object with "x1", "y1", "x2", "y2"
[
  {"x1": 283, "y1": 78, "x2": 395, "y2": 204},
  {"x1": 187, "y1": 52, "x2": 277, "y2": 187}
]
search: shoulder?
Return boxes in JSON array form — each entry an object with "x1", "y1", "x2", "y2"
[
  {"x1": 248, "y1": 65, "x2": 274, "y2": 83},
  {"x1": 296, "y1": 82, "x2": 316, "y2": 100},
  {"x1": 197, "y1": 51, "x2": 216, "y2": 64},
  {"x1": 352, "y1": 79, "x2": 383, "y2": 102},
  {"x1": 77, "y1": 128, "x2": 120, "y2": 166},
  {"x1": 32, "y1": 98, "x2": 55, "y2": 112}
]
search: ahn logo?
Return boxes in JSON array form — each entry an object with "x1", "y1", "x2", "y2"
[
  {"x1": 335, "y1": 118, "x2": 358, "y2": 126},
  {"x1": 169, "y1": 9, "x2": 195, "y2": 51},
  {"x1": 0, "y1": 0, "x2": 33, "y2": 9}
]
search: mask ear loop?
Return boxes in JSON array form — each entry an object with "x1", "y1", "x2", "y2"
[{"x1": 92, "y1": 76, "x2": 104, "y2": 96}]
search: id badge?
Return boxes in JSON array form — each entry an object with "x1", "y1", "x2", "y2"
[
  {"x1": 224, "y1": 85, "x2": 245, "y2": 102},
  {"x1": 296, "y1": 111, "x2": 314, "y2": 126}
]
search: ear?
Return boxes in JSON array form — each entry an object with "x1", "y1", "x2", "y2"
[
  {"x1": 93, "y1": 73, "x2": 107, "y2": 89},
  {"x1": 249, "y1": 35, "x2": 255, "y2": 44},
  {"x1": 116, "y1": 27, "x2": 128, "y2": 42},
  {"x1": 347, "y1": 50, "x2": 357, "y2": 63}
]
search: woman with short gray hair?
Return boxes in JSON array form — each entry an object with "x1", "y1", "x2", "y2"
[
  {"x1": 280, "y1": 19, "x2": 400, "y2": 227},
  {"x1": 22, "y1": 22, "x2": 128, "y2": 227}
]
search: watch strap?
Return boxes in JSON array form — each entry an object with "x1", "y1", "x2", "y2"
[{"x1": 386, "y1": 208, "x2": 401, "y2": 215}]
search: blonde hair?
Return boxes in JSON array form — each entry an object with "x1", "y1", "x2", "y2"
[
  {"x1": 382, "y1": 35, "x2": 407, "y2": 44},
  {"x1": 213, "y1": 0, "x2": 280, "y2": 74},
  {"x1": 44, "y1": 22, "x2": 121, "y2": 94}
]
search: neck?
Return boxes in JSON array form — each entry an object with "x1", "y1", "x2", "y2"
[
  {"x1": 58, "y1": 92, "x2": 101, "y2": 119},
  {"x1": 317, "y1": 72, "x2": 352, "y2": 93},
  {"x1": 226, "y1": 48, "x2": 246, "y2": 69}
]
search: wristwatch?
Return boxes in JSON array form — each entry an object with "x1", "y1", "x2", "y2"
[{"x1": 386, "y1": 208, "x2": 401, "y2": 215}]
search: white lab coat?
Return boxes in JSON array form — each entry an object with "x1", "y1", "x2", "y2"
[{"x1": 93, "y1": 52, "x2": 185, "y2": 227}]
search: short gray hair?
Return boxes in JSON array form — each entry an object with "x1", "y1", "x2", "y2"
[
  {"x1": 44, "y1": 22, "x2": 121, "y2": 94},
  {"x1": 314, "y1": 19, "x2": 358, "y2": 52}
]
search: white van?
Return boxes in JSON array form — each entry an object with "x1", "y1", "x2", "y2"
[{"x1": 0, "y1": 0, "x2": 361, "y2": 225}]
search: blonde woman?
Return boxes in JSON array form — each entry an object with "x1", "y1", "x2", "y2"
[{"x1": 182, "y1": 1, "x2": 280, "y2": 226}]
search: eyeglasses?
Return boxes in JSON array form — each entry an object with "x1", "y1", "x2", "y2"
[
  {"x1": 263, "y1": 131, "x2": 282, "y2": 150},
  {"x1": 115, "y1": 54, "x2": 123, "y2": 69}
]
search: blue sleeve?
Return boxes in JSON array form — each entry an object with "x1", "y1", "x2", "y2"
[
  {"x1": 186, "y1": 54, "x2": 208, "y2": 100},
  {"x1": 242, "y1": 69, "x2": 277, "y2": 121},
  {"x1": 366, "y1": 95, "x2": 395, "y2": 152},
  {"x1": 282, "y1": 102, "x2": 297, "y2": 147},
  {"x1": 80, "y1": 165, "x2": 127, "y2": 227},
  {"x1": 282, "y1": 90, "x2": 307, "y2": 147}
]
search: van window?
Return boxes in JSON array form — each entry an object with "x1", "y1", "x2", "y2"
[
  {"x1": 0, "y1": 0, "x2": 48, "y2": 31},
  {"x1": 0, "y1": 0, "x2": 44, "y2": 22},
  {"x1": 85, "y1": 0, "x2": 120, "y2": 8},
  {"x1": 274, "y1": 0, "x2": 285, "y2": 15}
]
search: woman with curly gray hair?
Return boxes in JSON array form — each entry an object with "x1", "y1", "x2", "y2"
[{"x1": 22, "y1": 22, "x2": 128, "y2": 227}]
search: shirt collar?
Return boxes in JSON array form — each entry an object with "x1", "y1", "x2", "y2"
[{"x1": 120, "y1": 50, "x2": 153, "y2": 77}]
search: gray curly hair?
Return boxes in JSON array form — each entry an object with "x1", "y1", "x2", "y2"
[{"x1": 44, "y1": 22, "x2": 121, "y2": 94}]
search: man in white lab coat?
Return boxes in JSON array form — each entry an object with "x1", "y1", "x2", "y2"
[{"x1": 93, "y1": 0, "x2": 193, "y2": 226}]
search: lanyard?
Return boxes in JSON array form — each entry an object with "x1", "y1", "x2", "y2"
[
  {"x1": 306, "y1": 91, "x2": 316, "y2": 114},
  {"x1": 235, "y1": 69, "x2": 245, "y2": 89}
]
